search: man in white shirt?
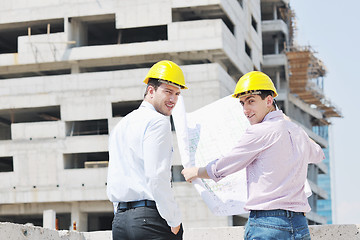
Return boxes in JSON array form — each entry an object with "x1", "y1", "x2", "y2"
[{"x1": 107, "y1": 60, "x2": 187, "y2": 240}]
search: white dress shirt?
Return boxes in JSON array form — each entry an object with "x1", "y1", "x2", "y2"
[{"x1": 107, "y1": 101, "x2": 182, "y2": 227}]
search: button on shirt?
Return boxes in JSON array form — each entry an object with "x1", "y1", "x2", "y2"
[
  {"x1": 206, "y1": 110, "x2": 325, "y2": 213},
  {"x1": 107, "y1": 101, "x2": 181, "y2": 227}
]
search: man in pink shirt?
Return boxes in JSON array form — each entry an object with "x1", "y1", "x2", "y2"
[{"x1": 182, "y1": 71, "x2": 324, "y2": 239}]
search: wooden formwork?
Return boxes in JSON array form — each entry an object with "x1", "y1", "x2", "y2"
[{"x1": 285, "y1": 49, "x2": 341, "y2": 119}]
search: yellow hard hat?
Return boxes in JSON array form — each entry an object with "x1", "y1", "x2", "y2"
[
  {"x1": 232, "y1": 71, "x2": 278, "y2": 98},
  {"x1": 144, "y1": 60, "x2": 187, "y2": 89}
]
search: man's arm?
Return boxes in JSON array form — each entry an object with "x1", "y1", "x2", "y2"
[
  {"x1": 307, "y1": 137, "x2": 325, "y2": 164},
  {"x1": 182, "y1": 128, "x2": 265, "y2": 183},
  {"x1": 143, "y1": 117, "x2": 182, "y2": 229},
  {"x1": 181, "y1": 167, "x2": 209, "y2": 183}
]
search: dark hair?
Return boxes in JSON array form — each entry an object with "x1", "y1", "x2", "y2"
[
  {"x1": 144, "y1": 78, "x2": 162, "y2": 97},
  {"x1": 258, "y1": 90, "x2": 277, "y2": 109}
]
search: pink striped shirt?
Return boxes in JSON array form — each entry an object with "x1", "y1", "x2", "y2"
[{"x1": 206, "y1": 110, "x2": 325, "y2": 212}]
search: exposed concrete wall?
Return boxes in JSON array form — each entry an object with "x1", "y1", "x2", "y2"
[
  {"x1": 1, "y1": 222, "x2": 359, "y2": 240},
  {"x1": 0, "y1": 63, "x2": 231, "y2": 204},
  {"x1": 11, "y1": 121, "x2": 66, "y2": 140},
  {"x1": 0, "y1": 0, "x2": 258, "y2": 77},
  {"x1": 173, "y1": 183, "x2": 230, "y2": 227},
  {"x1": 115, "y1": 0, "x2": 172, "y2": 28}
]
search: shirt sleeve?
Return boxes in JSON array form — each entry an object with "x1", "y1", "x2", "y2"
[
  {"x1": 206, "y1": 127, "x2": 274, "y2": 182},
  {"x1": 306, "y1": 134, "x2": 325, "y2": 164},
  {"x1": 143, "y1": 117, "x2": 182, "y2": 227}
]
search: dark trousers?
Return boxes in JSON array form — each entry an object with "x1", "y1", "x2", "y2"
[{"x1": 112, "y1": 205, "x2": 183, "y2": 240}]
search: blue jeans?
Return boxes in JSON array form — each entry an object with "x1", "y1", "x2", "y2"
[{"x1": 244, "y1": 209, "x2": 311, "y2": 240}]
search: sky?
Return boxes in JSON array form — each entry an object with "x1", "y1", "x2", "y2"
[{"x1": 290, "y1": 0, "x2": 360, "y2": 224}]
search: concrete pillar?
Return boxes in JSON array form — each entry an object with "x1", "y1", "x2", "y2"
[
  {"x1": 276, "y1": 70, "x2": 281, "y2": 90},
  {"x1": 273, "y1": 4, "x2": 278, "y2": 20},
  {"x1": 71, "y1": 62, "x2": 81, "y2": 74},
  {"x1": 43, "y1": 209, "x2": 56, "y2": 230},
  {"x1": 71, "y1": 202, "x2": 88, "y2": 232},
  {"x1": 69, "y1": 18, "x2": 88, "y2": 47},
  {"x1": 227, "y1": 216, "x2": 233, "y2": 226},
  {"x1": 274, "y1": 35, "x2": 279, "y2": 54}
]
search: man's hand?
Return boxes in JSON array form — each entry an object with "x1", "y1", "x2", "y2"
[
  {"x1": 171, "y1": 224, "x2": 181, "y2": 235},
  {"x1": 181, "y1": 167, "x2": 200, "y2": 183}
]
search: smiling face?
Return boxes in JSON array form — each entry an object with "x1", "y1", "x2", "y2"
[
  {"x1": 146, "y1": 83, "x2": 181, "y2": 116},
  {"x1": 240, "y1": 94, "x2": 274, "y2": 125}
]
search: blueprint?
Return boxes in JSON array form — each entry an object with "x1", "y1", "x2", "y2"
[
  {"x1": 172, "y1": 95, "x2": 249, "y2": 216},
  {"x1": 172, "y1": 95, "x2": 312, "y2": 216}
]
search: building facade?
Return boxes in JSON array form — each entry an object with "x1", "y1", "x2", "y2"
[
  {"x1": 0, "y1": 0, "x2": 339, "y2": 231},
  {"x1": 261, "y1": 0, "x2": 341, "y2": 224},
  {"x1": 315, "y1": 126, "x2": 333, "y2": 224}
]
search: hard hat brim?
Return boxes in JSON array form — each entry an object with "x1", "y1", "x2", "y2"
[
  {"x1": 144, "y1": 78, "x2": 188, "y2": 89},
  {"x1": 232, "y1": 90, "x2": 278, "y2": 99}
]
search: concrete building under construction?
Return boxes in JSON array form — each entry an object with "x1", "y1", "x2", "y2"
[{"x1": 0, "y1": 0, "x2": 340, "y2": 231}]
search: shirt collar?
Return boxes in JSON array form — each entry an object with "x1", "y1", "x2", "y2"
[
  {"x1": 140, "y1": 100, "x2": 171, "y2": 119},
  {"x1": 140, "y1": 100, "x2": 156, "y2": 111},
  {"x1": 262, "y1": 110, "x2": 284, "y2": 122}
]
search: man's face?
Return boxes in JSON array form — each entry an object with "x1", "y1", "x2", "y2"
[
  {"x1": 148, "y1": 83, "x2": 181, "y2": 116},
  {"x1": 240, "y1": 94, "x2": 272, "y2": 125}
]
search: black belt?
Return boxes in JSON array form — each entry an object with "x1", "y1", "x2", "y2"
[
  {"x1": 251, "y1": 209, "x2": 305, "y2": 218},
  {"x1": 118, "y1": 200, "x2": 156, "y2": 210}
]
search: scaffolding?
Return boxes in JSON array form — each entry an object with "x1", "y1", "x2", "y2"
[{"x1": 286, "y1": 46, "x2": 342, "y2": 120}]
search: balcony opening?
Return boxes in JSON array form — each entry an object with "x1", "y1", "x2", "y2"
[
  {"x1": 64, "y1": 152, "x2": 109, "y2": 169},
  {"x1": 263, "y1": 33, "x2": 286, "y2": 55},
  {"x1": 261, "y1": 3, "x2": 276, "y2": 21},
  {"x1": 261, "y1": 2, "x2": 289, "y2": 22},
  {"x1": 0, "y1": 123, "x2": 11, "y2": 140},
  {"x1": 172, "y1": 5, "x2": 235, "y2": 35},
  {"x1": 0, "y1": 157, "x2": 13, "y2": 172},
  {"x1": 56, "y1": 213, "x2": 71, "y2": 230},
  {"x1": 180, "y1": 59, "x2": 211, "y2": 65},
  {"x1": 0, "y1": 69, "x2": 71, "y2": 80},
  {"x1": 82, "y1": 62, "x2": 154, "y2": 73},
  {"x1": 119, "y1": 25, "x2": 168, "y2": 44},
  {"x1": 71, "y1": 13, "x2": 167, "y2": 47},
  {"x1": 251, "y1": 15, "x2": 258, "y2": 32},
  {"x1": 80, "y1": 58, "x2": 212, "y2": 74},
  {"x1": 87, "y1": 20, "x2": 118, "y2": 46},
  {"x1": 0, "y1": 214, "x2": 43, "y2": 227},
  {"x1": 0, "y1": 106, "x2": 61, "y2": 124},
  {"x1": 88, "y1": 212, "x2": 113, "y2": 231},
  {"x1": 112, "y1": 100, "x2": 142, "y2": 117},
  {"x1": 0, "y1": 18, "x2": 64, "y2": 54},
  {"x1": 237, "y1": 0, "x2": 243, "y2": 8},
  {"x1": 66, "y1": 119, "x2": 108, "y2": 136},
  {"x1": 245, "y1": 41, "x2": 252, "y2": 58}
]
